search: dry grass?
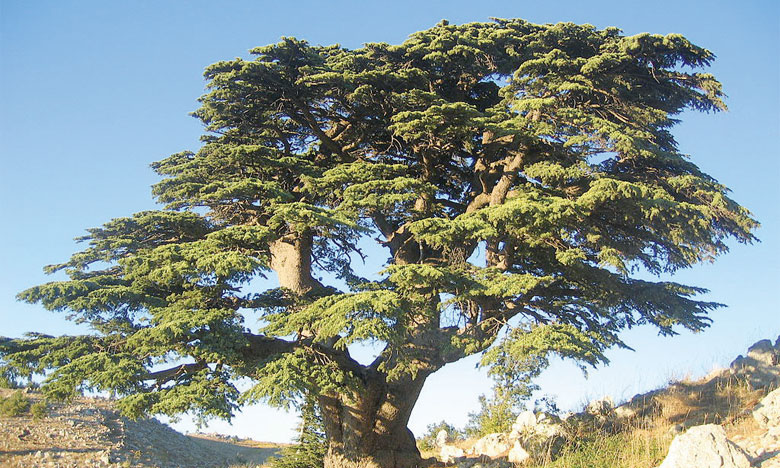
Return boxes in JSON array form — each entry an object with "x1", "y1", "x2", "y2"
[
  {"x1": 426, "y1": 372, "x2": 772, "y2": 468},
  {"x1": 531, "y1": 373, "x2": 767, "y2": 468},
  {"x1": 654, "y1": 374, "x2": 764, "y2": 428}
]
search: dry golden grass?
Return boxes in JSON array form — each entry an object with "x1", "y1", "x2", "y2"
[{"x1": 425, "y1": 372, "x2": 773, "y2": 468}]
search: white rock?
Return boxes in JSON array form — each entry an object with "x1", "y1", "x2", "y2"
[
  {"x1": 730, "y1": 337, "x2": 780, "y2": 388},
  {"x1": 440, "y1": 443, "x2": 465, "y2": 463},
  {"x1": 614, "y1": 404, "x2": 638, "y2": 420},
  {"x1": 586, "y1": 396, "x2": 614, "y2": 416},
  {"x1": 747, "y1": 339, "x2": 779, "y2": 366},
  {"x1": 507, "y1": 440, "x2": 530, "y2": 464},
  {"x1": 436, "y1": 429, "x2": 449, "y2": 447},
  {"x1": 513, "y1": 411, "x2": 537, "y2": 432},
  {"x1": 656, "y1": 424, "x2": 750, "y2": 468},
  {"x1": 754, "y1": 388, "x2": 780, "y2": 430},
  {"x1": 470, "y1": 433, "x2": 510, "y2": 458}
]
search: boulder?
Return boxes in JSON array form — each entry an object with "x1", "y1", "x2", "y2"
[
  {"x1": 440, "y1": 444, "x2": 465, "y2": 463},
  {"x1": 730, "y1": 337, "x2": 780, "y2": 388},
  {"x1": 586, "y1": 395, "x2": 615, "y2": 418},
  {"x1": 511, "y1": 411, "x2": 537, "y2": 435},
  {"x1": 747, "y1": 339, "x2": 779, "y2": 366},
  {"x1": 507, "y1": 441, "x2": 530, "y2": 464},
  {"x1": 656, "y1": 424, "x2": 751, "y2": 468},
  {"x1": 754, "y1": 387, "x2": 780, "y2": 430},
  {"x1": 470, "y1": 433, "x2": 510, "y2": 458},
  {"x1": 508, "y1": 411, "x2": 565, "y2": 441},
  {"x1": 436, "y1": 429, "x2": 449, "y2": 447},
  {"x1": 506, "y1": 412, "x2": 567, "y2": 462}
]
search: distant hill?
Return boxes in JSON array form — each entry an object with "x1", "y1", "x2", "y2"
[{"x1": 0, "y1": 389, "x2": 282, "y2": 467}]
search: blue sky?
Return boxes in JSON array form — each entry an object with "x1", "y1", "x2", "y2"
[{"x1": 1, "y1": 0, "x2": 778, "y2": 442}]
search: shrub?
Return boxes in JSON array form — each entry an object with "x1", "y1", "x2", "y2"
[
  {"x1": 0, "y1": 391, "x2": 30, "y2": 417},
  {"x1": 30, "y1": 401, "x2": 47, "y2": 420},
  {"x1": 465, "y1": 394, "x2": 517, "y2": 437}
]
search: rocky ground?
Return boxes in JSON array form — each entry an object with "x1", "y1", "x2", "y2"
[
  {"x1": 432, "y1": 336, "x2": 780, "y2": 468},
  {"x1": 0, "y1": 390, "x2": 280, "y2": 468}
]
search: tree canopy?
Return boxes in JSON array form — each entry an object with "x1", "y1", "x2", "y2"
[{"x1": 0, "y1": 18, "x2": 756, "y2": 468}]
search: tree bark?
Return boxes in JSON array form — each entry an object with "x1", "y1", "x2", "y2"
[
  {"x1": 269, "y1": 232, "x2": 320, "y2": 294},
  {"x1": 319, "y1": 371, "x2": 428, "y2": 468}
]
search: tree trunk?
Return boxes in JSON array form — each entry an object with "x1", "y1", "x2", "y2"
[
  {"x1": 268, "y1": 230, "x2": 428, "y2": 467},
  {"x1": 319, "y1": 371, "x2": 428, "y2": 468}
]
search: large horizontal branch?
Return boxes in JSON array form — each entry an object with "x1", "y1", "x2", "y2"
[
  {"x1": 242, "y1": 333, "x2": 299, "y2": 361},
  {"x1": 243, "y1": 332, "x2": 370, "y2": 381},
  {"x1": 144, "y1": 362, "x2": 207, "y2": 383}
]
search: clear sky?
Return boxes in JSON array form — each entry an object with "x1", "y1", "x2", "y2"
[{"x1": 1, "y1": 0, "x2": 778, "y2": 443}]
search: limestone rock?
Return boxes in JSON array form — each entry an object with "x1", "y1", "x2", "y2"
[
  {"x1": 754, "y1": 388, "x2": 780, "y2": 430},
  {"x1": 440, "y1": 443, "x2": 465, "y2": 463},
  {"x1": 656, "y1": 424, "x2": 751, "y2": 468},
  {"x1": 470, "y1": 433, "x2": 510, "y2": 458},
  {"x1": 507, "y1": 441, "x2": 530, "y2": 464},
  {"x1": 730, "y1": 337, "x2": 780, "y2": 388},
  {"x1": 506, "y1": 412, "x2": 567, "y2": 462},
  {"x1": 509, "y1": 411, "x2": 564, "y2": 441},
  {"x1": 586, "y1": 396, "x2": 614, "y2": 417},
  {"x1": 436, "y1": 428, "x2": 449, "y2": 447},
  {"x1": 511, "y1": 411, "x2": 537, "y2": 435},
  {"x1": 748, "y1": 339, "x2": 780, "y2": 366}
]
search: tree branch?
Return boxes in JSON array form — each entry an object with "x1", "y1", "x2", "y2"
[
  {"x1": 144, "y1": 362, "x2": 207, "y2": 383},
  {"x1": 242, "y1": 333, "x2": 298, "y2": 361}
]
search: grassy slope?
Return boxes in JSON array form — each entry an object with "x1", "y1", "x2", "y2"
[{"x1": 422, "y1": 373, "x2": 770, "y2": 468}]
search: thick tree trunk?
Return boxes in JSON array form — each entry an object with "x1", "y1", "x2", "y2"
[
  {"x1": 319, "y1": 371, "x2": 428, "y2": 468},
  {"x1": 268, "y1": 230, "x2": 428, "y2": 467},
  {"x1": 269, "y1": 232, "x2": 319, "y2": 293}
]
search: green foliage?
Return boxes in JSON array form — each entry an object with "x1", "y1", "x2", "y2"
[
  {"x1": 466, "y1": 392, "x2": 518, "y2": 437},
  {"x1": 30, "y1": 401, "x2": 47, "y2": 420},
  {"x1": 417, "y1": 420, "x2": 465, "y2": 452},
  {"x1": 0, "y1": 18, "x2": 757, "y2": 456},
  {"x1": 0, "y1": 391, "x2": 30, "y2": 417},
  {"x1": 270, "y1": 398, "x2": 326, "y2": 468}
]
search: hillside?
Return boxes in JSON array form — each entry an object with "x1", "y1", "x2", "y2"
[
  {"x1": 426, "y1": 337, "x2": 780, "y2": 468},
  {"x1": 0, "y1": 389, "x2": 281, "y2": 468}
]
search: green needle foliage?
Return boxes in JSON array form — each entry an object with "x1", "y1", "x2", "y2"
[
  {"x1": 0, "y1": 18, "x2": 756, "y2": 466},
  {"x1": 0, "y1": 391, "x2": 31, "y2": 417}
]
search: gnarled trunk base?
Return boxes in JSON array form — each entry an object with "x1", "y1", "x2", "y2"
[
  {"x1": 323, "y1": 430, "x2": 422, "y2": 468},
  {"x1": 320, "y1": 373, "x2": 427, "y2": 468}
]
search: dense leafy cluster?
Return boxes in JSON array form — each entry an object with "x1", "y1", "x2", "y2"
[
  {"x1": 1, "y1": 18, "x2": 755, "y2": 445},
  {"x1": 0, "y1": 391, "x2": 31, "y2": 417}
]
